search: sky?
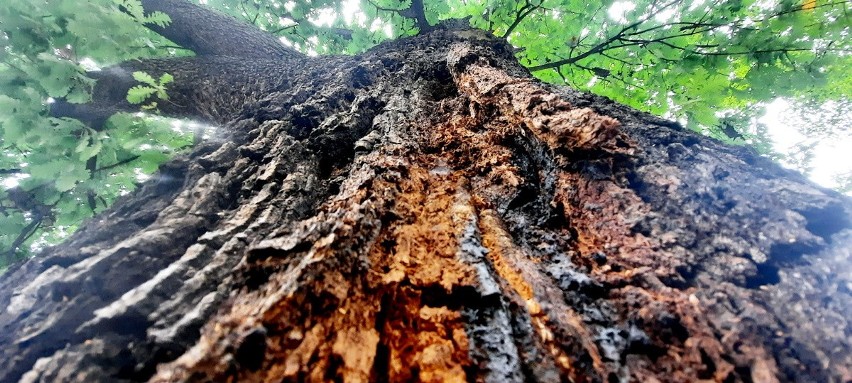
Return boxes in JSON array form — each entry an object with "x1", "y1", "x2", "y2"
[{"x1": 760, "y1": 98, "x2": 852, "y2": 193}]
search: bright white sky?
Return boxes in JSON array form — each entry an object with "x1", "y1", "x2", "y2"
[{"x1": 760, "y1": 99, "x2": 852, "y2": 193}]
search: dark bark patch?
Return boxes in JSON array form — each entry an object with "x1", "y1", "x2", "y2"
[
  {"x1": 797, "y1": 203, "x2": 850, "y2": 241},
  {"x1": 350, "y1": 66, "x2": 373, "y2": 89},
  {"x1": 289, "y1": 113, "x2": 319, "y2": 139},
  {"x1": 235, "y1": 327, "x2": 267, "y2": 371},
  {"x1": 743, "y1": 240, "x2": 821, "y2": 288}
]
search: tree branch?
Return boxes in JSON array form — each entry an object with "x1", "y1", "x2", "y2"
[
  {"x1": 526, "y1": 0, "x2": 683, "y2": 72},
  {"x1": 3, "y1": 216, "x2": 42, "y2": 264},
  {"x1": 96, "y1": 156, "x2": 141, "y2": 173},
  {"x1": 502, "y1": 0, "x2": 540, "y2": 38},
  {"x1": 366, "y1": 0, "x2": 431, "y2": 32},
  {"x1": 526, "y1": 0, "x2": 845, "y2": 73},
  {"x1": 409, "y1": 0, "x2": 432, "y2": 32},
  {"x1": 139, "y1": 0, "x2": 303, "y2": 59},
  {"x1": 51, "y1": 55, "x2": 288, "y2": 126},
  {"x1": 527, "y1": 18, "x2": 645, "y2": 71},
  {"x1": 85, "y1": 156, "x2": 98, "y2": 211}
]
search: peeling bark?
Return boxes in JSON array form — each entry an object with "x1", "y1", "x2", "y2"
[{"x1": 2, "y1": 2, "x2": 850, "y2": 382}]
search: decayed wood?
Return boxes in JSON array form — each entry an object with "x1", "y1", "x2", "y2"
[{"x1": 1, "y1": 2, "x2": 850, "y2": 382}]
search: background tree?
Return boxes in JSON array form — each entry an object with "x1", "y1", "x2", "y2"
[{"x1": 0, "y1": 0, "x2": 850, "y2": 382}]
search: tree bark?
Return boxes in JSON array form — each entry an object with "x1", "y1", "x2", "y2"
[
  {"x1": 3, "y1": 2, "x2": 851, "y2": 382},
  {"x1": 52, "y1": 0, "x2": 305, "y2": 127}
]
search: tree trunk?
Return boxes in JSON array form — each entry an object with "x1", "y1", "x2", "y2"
[{"x1": 2, "y1": 2, "x2": 850, "y2": 382}]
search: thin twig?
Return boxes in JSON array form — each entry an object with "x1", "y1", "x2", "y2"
[
  {"x1": 95, "y1": 155, "x2": 141, "y2": 173},
  {"x1": 503, "y1": 0, "x2": 540, "y2": 38},
  {"x1": 527, "y1": 0, "x2": 846, "y2": 72},
  {"x1": 4, "y1": 216, "x2": 42, "y2": 264}
]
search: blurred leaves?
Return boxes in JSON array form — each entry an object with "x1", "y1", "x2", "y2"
[{"x1": 0, "y1": 0, "x2": 192, "y2": 263}]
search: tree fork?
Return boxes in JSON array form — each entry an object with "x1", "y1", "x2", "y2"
[{"x1": 2, "y1": 2, "x2": 850, "y2": 383}]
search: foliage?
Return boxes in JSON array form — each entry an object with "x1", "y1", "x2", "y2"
[
  {"x1": 127, "y1": 71, "x2": 174, "y2": 110},
  {"x1": 0, "y1": 0, "x2": 191, "y2": 264},
  {"x1": 0, "y1": 0, "x2": 849, "y2": 265}
]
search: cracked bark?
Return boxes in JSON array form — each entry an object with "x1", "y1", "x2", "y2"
[{"x1": 2, "y1": 1, "x2": 850, "y2": 382}]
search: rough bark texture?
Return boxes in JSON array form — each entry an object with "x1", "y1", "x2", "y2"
[{"x1": 2, "y1": 2, "x2": 851, "y2": 383}]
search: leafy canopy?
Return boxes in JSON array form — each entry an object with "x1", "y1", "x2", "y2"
[{"x1": 0, "y1": 0, "x2": 849, "y2": 265}]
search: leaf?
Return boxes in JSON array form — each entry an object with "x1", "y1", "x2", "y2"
[
  {"x1": 117, "y1": 0, "x2": 144, "y2": 20},
  {"x1": 131, "y1": 71, "x2": 157, "y2": 86},
  {"x1": 0, "y1": 95, "x2": 23, "y2": 115},
  {"x1": 158, "y1": 73, "x2": 174, "y2": 85},
  {"x1": 55, "y1": 173, "x2": 79, "y2": 192},
  {"x1": 127, "y1": 85, "x2": 157, "y2": 104},
  {"x1": 77, "y1": 140, "x2": 103, "y2": 161},
  {"x1": 66, "y1": 88, "x2": 92, "y2": 103},
  {"x1": 138, "y1": 151, "x2": 169, "y2": 173},
  {"x1": 29, "y1": 161, "x2": 63, "y2": 179},
  {"x1": 144, "y1": 11, "x2": 172, "y2": 27}
]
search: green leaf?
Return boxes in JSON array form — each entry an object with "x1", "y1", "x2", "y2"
[
  {"x1": 29, "y1": 161, "x2": 64, "y2": 179},
  {"x1": 144, "y1": 11, "x2": 172, "y2": 27},
  {"x1": 158, "y1": 73, "x2": 174, "y2": 85},
  {"x1": 77, "y1": 140, "x2": 103, "y2": 161},
  {"x1": 127, "y1": 85, "x2": 157, "y2": 104},
  {"x1": 55, "y1": 173, "x2": 79, "y2": 192},
  {"x1": 132, "y1": 71, "x2": 157, "y2": 86}
]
